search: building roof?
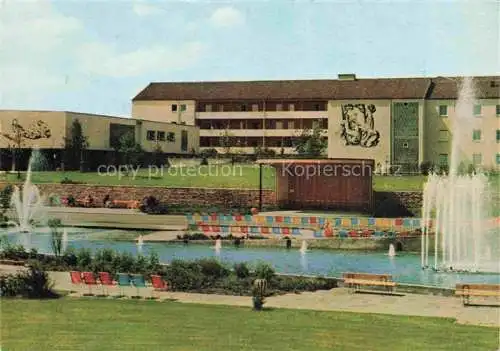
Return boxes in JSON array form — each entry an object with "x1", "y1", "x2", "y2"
[
  {"x1": 133, "y1": 78, "x2": 432, "y2": 101},
  {"x1": 426, "y1": 76, "x2": 500, "y2": 99},
  {"x1": 132, "y1": 75, "x2": 500, "y2": 102}
]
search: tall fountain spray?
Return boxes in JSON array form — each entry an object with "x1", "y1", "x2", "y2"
[
  {"x1": 299, "y1": 240, "x2": 308, "y2": 254},
  {"x1": 421, "y1": 77, "x2": 499, "y2": 272},
  {"x1": 10, "y1": 149, "x2": 45, "y2": 233},
  {"x1": 136, "y1": 235, "x2": 144, "y2": 254}
]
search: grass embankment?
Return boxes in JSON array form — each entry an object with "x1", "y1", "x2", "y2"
[
  {"x1": 1, "y1": 299, "x2": 497, "y2": 351},
  {"x1": 2, "y1": 168, "x2": 498, "y2": 193}
]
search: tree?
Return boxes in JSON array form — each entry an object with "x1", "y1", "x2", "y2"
[
  {"x1": 116, "y1": 131, "x2": 144, "y2": 171},
  {"x1": 1, "y1": 119, "x2": 51, "y2": 178},
  {"x1": 294, "y1": 124, "x2": 327, "y2": 157},
  {"x1": 63, "y1": 119, "x2": 89, "y2": 171},
  {"x1": 48, "y1": 218, "x2": 63, "y2": 257},
  {"x1": 219, "y1": 128, "x2": 233, "y2": 155}
]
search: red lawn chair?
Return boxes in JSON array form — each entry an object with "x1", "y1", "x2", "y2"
[
  {"x1": 69, "y1": 271, "x2": 84, "y2": 295},
  {"x1": 151, "y1": 275, "x2": 169, "y2": 299},
  {"x1": 82, "y1": 272, "x2": 99, "y2": 296},
  {"x1": 98, "y1": 272, "x2": 116, "y2": 296}
]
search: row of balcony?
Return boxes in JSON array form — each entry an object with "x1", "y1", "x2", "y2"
[
  {"x1": 195, "y1": 111, "x2": 327, "y2": 120},
  {"x1": 199, "y1": 129, "x2": 327, "y2": 137}
]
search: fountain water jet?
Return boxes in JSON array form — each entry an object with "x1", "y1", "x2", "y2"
[
  {"x1": 9, "y1": 149, "x2": 46, "y2": 233},
  {"x1": 62, "y1": 228, "x2": 68, "y2": 253},
  {"x1": 299, "y1": 240, "x2": 308, "y2": 254},
  {"x1": 421, "y1": 77, "x2": 499, "y2": 273},
  {"x1": 136, "y1": 235, "x2": 144, "y2": 254},
  {"x1": 388, "y1": 244, "x2": 396, "y2": 257},
  {"x1": 214, "y1": 238, "x2": 222, "y2": 252}
]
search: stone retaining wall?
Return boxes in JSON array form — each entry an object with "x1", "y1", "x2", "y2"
[{"x1": 0, "y1": 182, "x2": 276, "y2": 208}]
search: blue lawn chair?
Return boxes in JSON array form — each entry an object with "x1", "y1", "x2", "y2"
[
  {"x1": 117, "y1": 273, "x2": 132, "y2": 297},
  {"x1": 130, "y1": 274, "x2": 147, "y2": 298}
]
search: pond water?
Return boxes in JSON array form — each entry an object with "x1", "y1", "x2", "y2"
[{"x1": 1, "y1": 227, "x2": 499, "y2": 289}]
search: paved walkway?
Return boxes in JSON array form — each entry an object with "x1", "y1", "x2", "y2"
[
  {"x1": 4, "y1": 266, "x2": 494, "y2": 328},
  {"x1": 34, "y1": 208, "x2": 188, "y2": 230}
]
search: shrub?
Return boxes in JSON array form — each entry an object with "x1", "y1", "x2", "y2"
[
  {"x1": 133, "y1": 255, "x2": 148, "y2": 273},
  {"x1": 200, "y1": 148, "x2": 218, "y2": 159},
  {"x1": 66, "y1": 195, "x2": 76, "y2": 207},
  {"x1": 147, "y1": 251, "x2": 161, "y2": 275},
  {"x1": 60, "y1": 178, "x2": 82, "y2": 184},
  {"x1": 76, "y1": 248, "x2": 92, "y2": 271},
  {"x1": 92, "y1": 249, "x2": 115, "y2": 273},
  {"x1": 233, "y1": 262, "x2": 250, "y2": 279},
  {"x1": 164, "y1": 260, "x2": 204, "y2": 291},
  {"x1": 1, "y1": 244, "x2": 29, "y2": 260},
  {"x1": 252, "y1": 279, "x2": 268, "y2": 311},
  {"x1": 0, "y1": 262, "x2": 58, "y2": 298},
  {"x1": 0, "y1": 185, "x2": 13, "y2": 213},
  {"x1": 254, "y1": 262, "x2": 275, "y2": 281},
  {"x1": 113, "y1": 252, "x2": 135, "y2": 273},
  {"x1": 139, "y1": 196, "x2": 169, "y2": 214},
  {"x1": 197, "y1": 258, "x2": 230, "y2": 280},
  {"x1": 419, "y1": 161, "x2": 434, "y2": 175},
  {"x1": 62, "y1": 248, "x2": 78, "y2": 267}
]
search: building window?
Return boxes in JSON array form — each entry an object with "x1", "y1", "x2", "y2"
[
  {"x1": 171, "y1": 104, "x2": 178, "y2": 112},
  {"x1": 146, "y1": 130, "x2": 156, "y2": 141},
  {"x1": 167, "y1": 132, "x2": 175, "y2": 142},
  {"x1": 497, "y1": 130, "x2": 500, "y2": 142},
  {"x1": 205, "y1": 104, "x2": 212, "y2": 112},
  {"x1": 288, "y1": 120, "x2": 295, "y2": 129},
  {"x1": 180, "y1": 104, "x2": 187, "y2": 112},
  {"x1": 472, "y1": 153, "x2": 482, "y2": 165},
  {"x1": 240, "y1": 104, "x2": 247, "y2": 112},
  {"x1": 314, "y1": 104, "x2": 321, "y2": 111},
  {"x1": 496, "y1": 104, "x2": 500, "y2": 116},
  {"x1": 497, "y1": 153, "x2": 500, "y2": 165},
  {"x1": 439, "y1": 105, "x2": 448, "y2": 116},
  {"x1": 473, "y1": 104, "x2": 481, "y2": 116},
  {"x1": 252, "y1": 104, "x2": 259, "y2": 112},
  {"x1": 288, "y1": 103, "x2": 295, "y2": 111},
  {"x1": 218, "y1": 104, "x2": 224, "y2": 112},
  {"x1": 181, "y1": 130, "x2": 188, "y2": 152},
  {"x1": 439, "y1": 130, "x2": 449, "y2": 142},
  {"x1": 438, "y1": 154, "x2": 448, "y2": 166},
  {"x1": 472, "y1": 129, "x2": 481, "y2": 141},
  {"x1": 157, "y1": 131, "x2": 165, "y2": 141},
  {"x1": 276, "y1": 103, "x2": 283, "y2": 111}
]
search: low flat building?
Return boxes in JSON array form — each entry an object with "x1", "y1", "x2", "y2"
[{"x1": 0, "y1": 110, "x2": 199, "y2": 171}]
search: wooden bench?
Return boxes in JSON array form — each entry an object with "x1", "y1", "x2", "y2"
[
  {"x1": 112, "y1": 200, "x2": 139, "y2": 209},
  {"x1": 342, "y1": 272, "x2": 396, "y2": 293},
  {"x1": 455, "y1": 284, "x2": 500, "y2": 305}
]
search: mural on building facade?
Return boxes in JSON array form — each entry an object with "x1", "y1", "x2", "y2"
[
  {"x1": 0, "y1": 120, "x2": 52, "y2": 143},
  {"x1": 340, "y1": 104, "x2": 380, "y2": 147}
]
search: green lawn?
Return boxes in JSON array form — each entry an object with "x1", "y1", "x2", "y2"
[
  {"x1": 1, "y1": 299, "x2": 497, "y2": 351},
  {"x1": 2, "y1": 165, "x2": 276, "y2": 189},
  {"x1": 2, "y1": 168, "x2": 498, "y2": 192}
]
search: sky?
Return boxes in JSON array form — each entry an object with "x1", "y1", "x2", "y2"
[{"x1": 0, "y1": 0, "x2": 498, "y2": 116}]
